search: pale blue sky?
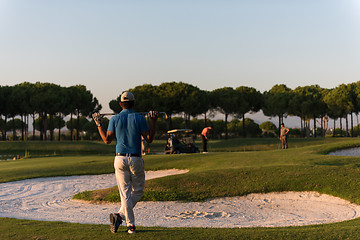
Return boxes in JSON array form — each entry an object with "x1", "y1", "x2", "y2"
[{"x1": 1, "y1": 0, "x2": 360, "y2": 115}]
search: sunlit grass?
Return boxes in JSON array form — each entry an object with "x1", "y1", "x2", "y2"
[
  {"x1": 2, "y1": 212, "x2": 360, "y2": 240},
  {"x1": 75, "y1": 139, "x2": 360, "y2": 203},
  {"x1": 0, "y1": 155, "x2": 115, "y2": 183},
  {"x1": 2, "y1": 137, "x2": 360, "y2": 239},
  {"x1": 0, "y1": 140, "x2": 115, "y2": 158}
]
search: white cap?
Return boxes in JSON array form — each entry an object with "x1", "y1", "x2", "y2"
[{"x1": 120, "y1": 91, "x2": 135, "y2": 102}]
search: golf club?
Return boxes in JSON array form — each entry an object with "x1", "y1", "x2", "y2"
[{"x1": 98, "y1": 111, "x2": 168, "y2": 119}]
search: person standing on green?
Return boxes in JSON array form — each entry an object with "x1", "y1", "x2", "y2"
[
  {"x1": 280, "y1": 123, "x2": 289, "y2": 149},
  {"x1": 92, "y1": 91, "x2": 158, "y2": 234},
  {"x1": 201, "y1": 126, "x2": 212, "y2": 153}
]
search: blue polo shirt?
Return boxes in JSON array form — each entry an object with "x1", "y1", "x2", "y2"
[{"x1": 108, "y1": 109, "x2": 149, "y2": 154}]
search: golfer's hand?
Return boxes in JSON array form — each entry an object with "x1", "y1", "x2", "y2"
[
  {"x1": 92, "y1": 113, "x2": 103, "y2": 127},
  {"x1": 148, "y1": 111, "x2": 159, "y2": 121}
]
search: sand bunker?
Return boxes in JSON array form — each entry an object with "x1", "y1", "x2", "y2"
[
  {"x1": 329, "y1": 147, "x2": 360, "y2": 157},
  {"x1": 1, "y1": 169, "x2": 360, "y2": 228}
]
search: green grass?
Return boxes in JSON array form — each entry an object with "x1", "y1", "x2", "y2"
[
  {"x1": 0, "y1": 140, "x2": 115, "y2": 158},
  {"x1": 0, "y1": 155, "x2": 115, "y2": 183},
  {"x1": 1, "y1": 137, "x2": 350, "y2": 159},
  {"x1": 2, "y1": 217, "x2": 360, "y2": 240},
  {"x1": 2, "y1": 137, "x2": 360, "y2": 239},
  {"x1": 74, "y1": 139, "x2": 360, "y2": 203},
  {"x1": 208, "y1": 137, "x2": 354, "y2": 151}
]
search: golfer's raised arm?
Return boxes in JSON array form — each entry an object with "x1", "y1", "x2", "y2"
[
  {"x1": 99, "y1": 129, "x2": 114, "y2": 145},
  {"x1": 142, "y1": 111, "x2": 158, "y2": 143},
  {"x1": 92, "y1": 112, "x2": 114, "y2": 144}
]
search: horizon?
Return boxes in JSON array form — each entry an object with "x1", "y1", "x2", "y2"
[{"x1": 2, "y1": 0, "x2": 360, "y2": 128}]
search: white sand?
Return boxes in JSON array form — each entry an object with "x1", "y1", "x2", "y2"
[
  {"x1": 1, "y1": 169, "x2": 360, "y2": 228},
  {"x1": 328, "y1": 147, "x2": 360, "y2": 157}
]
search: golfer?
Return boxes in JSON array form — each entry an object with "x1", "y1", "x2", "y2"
[
  {"x1": 280, "y1": 123, "x2": 289, "y2": 149},
  {"x1": 92, "y1": 91, "x2": 158, "y2": 234},
  {"x1": 201, "y1": 126, "x2": 212, "y2": 153}
]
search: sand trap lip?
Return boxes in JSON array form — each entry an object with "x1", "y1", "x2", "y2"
[{"x1": 1, "y1": 169, "x2": 360, "y2": 228}]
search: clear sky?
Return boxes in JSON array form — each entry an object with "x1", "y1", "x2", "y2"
[{"x1": 1, "y1": 0, "x2": 360, "y2": 116}]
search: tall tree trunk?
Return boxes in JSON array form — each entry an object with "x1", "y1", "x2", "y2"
[
  {"x1": 12, "y1": 116, "x2": 16, "y2": 141},
  {"x1": 1, "y1": 115, "x2": 4, "y2": 140},
  {"x1": 32, "y1": 114, "x2": 36, "y2": 140},
  {"x1": 278, "y1": 115, "x2": 282, "y2": 137},
  {"x1": 351, "y1": 113, "x2": 354, "y2": 137},
  {"x1": 58, "y1": 113, "x2": 61, "y2": 141},
  {"x1": 43, "y1": 112, "x2": 48, "y2": 141},
  {"x1": 340, "y1": 118, "x2": 343, "y2": 137},
  {"x1": 204, "y1": 113, "x2": 207, "y2": 126},
  {"x1": 4, "y1": 116, "x2": 7, "y2": 140},
  {"x1": 24, "y1": 115, "x2": 26, "y2": 141},
  {"x1": 26, "y1": 115, "x2": 29, "y2": 141},
  {"x1": 242, "y1": 113, "x2": 246, "y2": 138},
  {"x1": 39, "y1": 113, "x2": 43, "y2": 141},
  {"x1": 313, "y1": 116, "x2": 316, "y2": 138},
  {"x1": 0, "y1": 115, "x2": 2, "y2": 140},
  {"x1": 49, "y1": 115, "x2": 54, "y2": 141},
  {"x1": 168, "y1": 114, "x2": 172, "y2": 130},
  {"x1": 184, "y1": 113, "x2": 190, "y2": 129},
  {"x1": 225, "y1": 113, "x2": 228, "y2": 139},
  {"x1": 76, "y1": 110, "x2": 80, "y2": 141},
  {"x1": 346, "y1": 115, "x2": 349, "y2": 137},
  {"x1": 333, "y1": 118, "x2": 336, "y2": 137},
  {"x1": 70, "y1": 113, "x2": 73, "y2": 141},
  {"x1": 323, "y1": 117, "x2": 328, "y2": 137},
  {"x1": 21, "y1": 114, "x2": 24, "y2": 141},
  {"x1": 356, "y1": 113, "x2": 360, "y2": 136},
  {"x1": 186, "y1": 114, "x2": 191, "y2": 128},
  {"x1": 320, "y1": 116, "x2": 323, "y2": 137},
  {"x1": 184, "y1": 114, "x2": 186, "y2": 129},
  {"x1": 306, "y1": 119, "x2": 310, "y2": 137}
]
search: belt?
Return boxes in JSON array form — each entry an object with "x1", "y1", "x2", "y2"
[{"x1": 116, "y1": 153, "x2": 141, "y2": 157}]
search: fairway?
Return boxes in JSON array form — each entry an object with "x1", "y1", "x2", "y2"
[{"x1": 1, "y1": 138, "x2": 360, "y2": 239}]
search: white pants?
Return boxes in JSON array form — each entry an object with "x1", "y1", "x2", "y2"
[{"x1": 114, "y1": 156, "x2": 145, "y2": 226}]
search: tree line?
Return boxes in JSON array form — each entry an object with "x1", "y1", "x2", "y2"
[
  {"x1": 110, "y1": 82, "x2": 360, "y2": 138},
  {"x1": 0, "y1": 82, "x2": 101, "y2": 141},
  {"x1": 1, "y1": 81, "x2": 359, "y2": 141}
]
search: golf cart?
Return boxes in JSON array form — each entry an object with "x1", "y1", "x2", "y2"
[{"x1": 164, "y1": 129, "x2": 200, "y2": 154}]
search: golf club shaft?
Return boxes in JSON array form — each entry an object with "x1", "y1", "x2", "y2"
[{"x1": 100, "y1": 112, "x2": 168, "y2": 119}]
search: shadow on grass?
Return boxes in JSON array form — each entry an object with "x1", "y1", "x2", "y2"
[{"x1": 313, "y1": 161, "x2": 347, "y2": 166}]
